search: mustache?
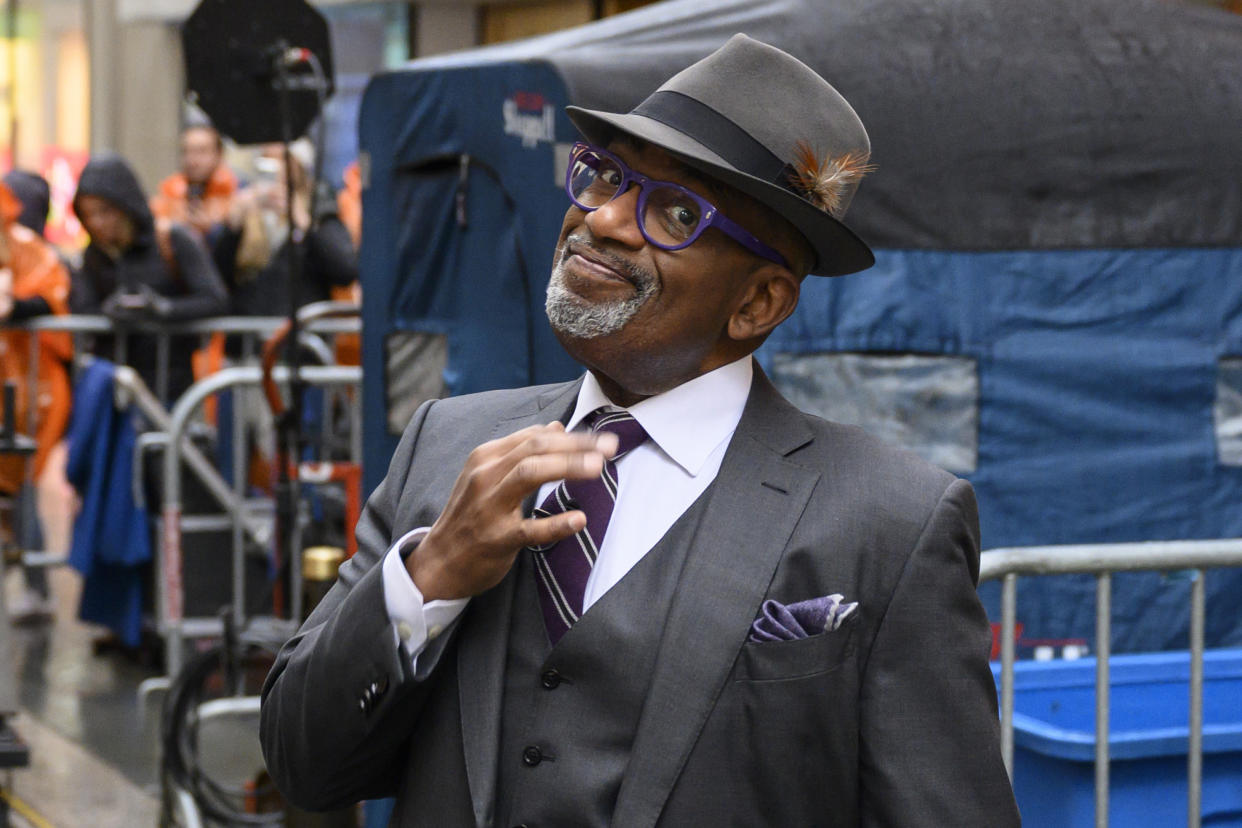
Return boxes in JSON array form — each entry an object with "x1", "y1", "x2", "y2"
[{"x1": 564, "y1": 233, "x2": 657, "y2": 290}]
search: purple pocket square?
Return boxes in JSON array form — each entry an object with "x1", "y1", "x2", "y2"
[{"x1": 749, "y1": 594, "x2": 859, "y2": 642}]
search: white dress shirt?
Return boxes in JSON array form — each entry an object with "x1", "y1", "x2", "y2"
[{"x1": 381, "y1": 356, "x2": 754, "y2": 668}]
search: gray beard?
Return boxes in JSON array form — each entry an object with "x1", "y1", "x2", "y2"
[{"x1": 544, "y1": 254, "x2": 658, "y2": 339}]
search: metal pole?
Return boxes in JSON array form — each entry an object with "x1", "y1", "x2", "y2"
[
  {"x1": 1000, "y1": 572, "x2": 1017, "y2": 778},
  {"x1": 23, "y1": 330, "x2": 38, "y2": 451},
  {"x1": 1095, "y1": 572, "x2": 1111, "y2": 828},
  {"x1": 1188, "y1": 569, "x2": 1205, "y2": 828},
  {"x1": 981, "y1": 539, "x2": 1242, "y2": 578},
  {"x1": 350, "y1": 368, "x2": 363, "y2": 466},
  {"x1": 275, "y1": 55, "x2": 305, "y2": 625},
  {"x1": 113, "y1": 332, "x2": 127, "y2": 375},
  {"x1": 155, "y1": 329, "x2": 170, "y2": 404},
  {"x1": 231, "y1": 359, "x2": 246, "y2": 634}
]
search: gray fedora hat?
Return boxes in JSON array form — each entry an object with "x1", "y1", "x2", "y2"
[{"x1": 567, "y1": 34, "x2": 874, "y2": 277}]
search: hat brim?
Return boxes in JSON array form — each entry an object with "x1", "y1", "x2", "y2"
[{"x1": 566, "y1": 106, "x2": 875, "y2": 278}]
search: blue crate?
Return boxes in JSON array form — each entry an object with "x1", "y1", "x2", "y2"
[{"x1": 993, "y1": 649, "x2": 1242, "y2": 827}]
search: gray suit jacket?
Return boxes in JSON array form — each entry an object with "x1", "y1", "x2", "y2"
[{"x1": 260, "y1": 366, "x2": 1020, "y2": 826}]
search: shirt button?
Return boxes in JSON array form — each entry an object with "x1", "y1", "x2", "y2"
[
  {"x1": 427, "y1": 624, "x2": 443, "y2": 640},
  {"x1": 541, "y1": 669, "x2": 562, "y2": 690},
  {"x1": 521, "y1": 746, "x2": 543, "y2": 767},
  {"x1": 396, "y1": 622, "x2": 414, "y2": 641}
]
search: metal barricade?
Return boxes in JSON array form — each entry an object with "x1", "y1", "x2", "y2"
[
  {"x1": 981, "y1": 539, "x2": 1242, "y2": 828},
  {"x1": 12, "y1": 308, "x2": 360, "y2": 571},
  {"x1": 21, "y1": 307, "x2": 359, "y2": 405},
  {"x1": 158, "y1": 363, "x2": 361, "y2": 676}
]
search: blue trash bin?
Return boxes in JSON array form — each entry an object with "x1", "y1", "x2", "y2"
[{"x1": 994, "y1": 649, "x2": 1242, "y2": 827}]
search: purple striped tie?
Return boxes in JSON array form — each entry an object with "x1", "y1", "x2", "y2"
[{"x1": 529, "y1": 408, "x2": 648, "y2": 644}]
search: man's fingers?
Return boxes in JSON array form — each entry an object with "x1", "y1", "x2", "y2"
[
  {"x1": 471, "y1": 421, "x2": 575, "y2": 466},
  {"x1": 517, "y1": 510, "x2": 587, "y2": 549},
  {"x1": 461, "y1": 423, "x2": 619, "y2": 509},
  {"x1": 472, "y1": 423, "x2": 556, "y2": 461},
  {"x1": 513, "y1": 429, "x2": 616, "y2": 460},
  {"x1": 490, "y1": 428, "x2": 617, "y2": 478},
  {"x1": 497, "y1": 451, "x2": 606, "y2": 502}
]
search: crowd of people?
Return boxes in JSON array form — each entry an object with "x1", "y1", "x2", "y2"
[{"x1": 1, "y1": 119, "x2": 361, "y2": 624}]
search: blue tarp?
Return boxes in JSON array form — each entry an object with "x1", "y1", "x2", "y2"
[
  {"x1": 357, "y1": 0, "x2": 1242, "y2": 651},
  {"x1": 765, "y1": 247, "x2": 1242, "y2": 651}
]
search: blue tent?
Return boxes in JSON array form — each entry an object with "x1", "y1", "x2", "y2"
[{"x1": 357, "y1": 0, "x2": 1242, "y2": 651}]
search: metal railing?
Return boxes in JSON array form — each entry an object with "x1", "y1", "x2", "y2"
[
  {"x1": 158, "y1": 363, "x2": 361, "y2": 676},
  {"x1": 10, "y1": 307, "x2": 361, "y2": 569},
  {"x1": 7, "y1": 306, "x2": 364, "y2": 661},
  {"x1": 20, "y1": 307, "x2": 359, "y2": 406},
  {"x1": 981, "y1": 539, "x2": 1242, "y2": 828}
]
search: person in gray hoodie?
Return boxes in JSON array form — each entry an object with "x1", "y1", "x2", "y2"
[{"x1": 71, "y1": 153, "x2": 228, "y2": 404}]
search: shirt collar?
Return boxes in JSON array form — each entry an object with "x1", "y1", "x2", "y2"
[{"x1": 567, "y1": 356, "x2": 754, "y2": 476}]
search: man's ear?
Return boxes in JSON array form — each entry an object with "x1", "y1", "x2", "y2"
[{"x1": 727, "y1": 265, "x2": 801, "y2": 342}]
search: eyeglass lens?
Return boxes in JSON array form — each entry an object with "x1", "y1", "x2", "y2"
[{"x1": 568, "y1": 149, "x2": 705, "y2": 249}]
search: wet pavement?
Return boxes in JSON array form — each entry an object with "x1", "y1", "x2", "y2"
[{"x1": 4, "y1": 565, "x2": 164, "y2": 826}]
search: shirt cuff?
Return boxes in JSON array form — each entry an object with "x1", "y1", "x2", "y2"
[{"x1": 381, "y1": 527, "x2": 470, "y2": 671}]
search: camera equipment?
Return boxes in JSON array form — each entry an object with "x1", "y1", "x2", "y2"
[{"x1": 181, "y1": 0, "x2": 334, "y2": 146}]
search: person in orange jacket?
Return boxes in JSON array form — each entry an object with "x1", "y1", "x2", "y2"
[
  {"x1": 0, "y1": 182, "x2": 72, "y2": 489},
  {"x1": 0, "y1": 179, "x2": 73, "y2": 620},
  {"x1": 150, "y1": 123, "x2": 238, "y2": 243}
]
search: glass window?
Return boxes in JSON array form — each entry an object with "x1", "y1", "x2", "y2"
[
  {"x1": 386, "y1": 331, "x2": 448, "y2": 435},
  {"x1": 770, "y1": 352, "x2": 979, "y2": 473},
  {"x1": 1215, "y1": 357, "x2": 1242, "y2": 466}
]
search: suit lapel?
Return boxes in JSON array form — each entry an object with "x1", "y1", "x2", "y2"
[
  {"x1": 612, "y1": 366, "x2": 820, "y2": 828},
  {"x1": 457, "y1": 378, "x2": 582, "y2": 828}
]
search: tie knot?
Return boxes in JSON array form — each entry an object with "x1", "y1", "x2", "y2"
[{"x1": 587, "y1": 408, "x2": 648, "y2": 458}]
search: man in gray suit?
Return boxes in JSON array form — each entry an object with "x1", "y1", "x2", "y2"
[{"x1": 261, "y1": 35, "x2": 1020, "y2": 826}]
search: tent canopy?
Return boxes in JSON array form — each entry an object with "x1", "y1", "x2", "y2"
[{"x1": 394, "y1": 0, "x2": 1242, "y2": 249}]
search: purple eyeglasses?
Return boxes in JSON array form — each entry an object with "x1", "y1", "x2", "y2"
[{"x1": 564, "y1": 142, "x2": 789, "y2": 268}]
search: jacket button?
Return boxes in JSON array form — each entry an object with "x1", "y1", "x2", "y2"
[
  {"x1": 521, "y1": 746, "x2": 543, "y2": 767},
  {"x1": 540, "y1": 669, "x2": 561, "y2": 689}
]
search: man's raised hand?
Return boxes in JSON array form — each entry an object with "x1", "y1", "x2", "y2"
[{"x1": 407, "y1": 422, "x2": 618, "y2": 601}]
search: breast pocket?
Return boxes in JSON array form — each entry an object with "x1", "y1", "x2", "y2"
[{"x1": 735, "y1": 611, "x2": 859, "y2": 682}]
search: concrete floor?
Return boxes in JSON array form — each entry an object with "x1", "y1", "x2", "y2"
[
  {"x1": 3, "y1": 564, "x2": 273, "y2": 827},
  {"x1": 4, "y1": 565, "x2": 162, "y2": 825}
]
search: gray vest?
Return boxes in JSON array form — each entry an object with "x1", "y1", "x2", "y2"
[{"x1": 495, "y1": 487, "x2": 714, "y2": 828}]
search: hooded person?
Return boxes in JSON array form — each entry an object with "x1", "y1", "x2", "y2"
[
  {"x1": 3, "y1": 170, "x2": 51, "y2": 237},
  {"x1": 71, "y1": 153, "x2": 228, "y2": 404}
]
